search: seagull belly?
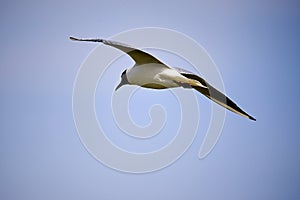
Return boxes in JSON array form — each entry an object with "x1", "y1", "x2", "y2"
[{"x1": 126, "y1": 64, "x2": 179, "y2": 88}]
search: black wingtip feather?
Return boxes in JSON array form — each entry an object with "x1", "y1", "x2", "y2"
[
  {"x1": 69, "y1": 36, "x2": 104, "y2": 43},
  {"x1": 69, "y1": 36, "x2": 79, "y2": 41},
  {"x1": 248, "y1": 115, "x2": 256, "y2": 121}
]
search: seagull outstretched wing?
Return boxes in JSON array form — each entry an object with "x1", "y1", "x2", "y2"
[
  {"x1": 177, "y1": 68, "x2": 256, "y2": 121},
  {"x1": 70, "y1": 36, "x2": 164, "y2": 65}
]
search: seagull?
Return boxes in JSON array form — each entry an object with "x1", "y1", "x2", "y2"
[{"x1": 70, "y1": 36, "x2": 256, "y2": 121}]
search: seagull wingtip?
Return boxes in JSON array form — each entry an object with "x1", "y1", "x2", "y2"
[
  {"x1": 249, "y1": 116, "x2": 256, "y2": 121},
  {"x1": 69, "y1": 36, "x2": 78, "y2": 41},
  {"x1": 69, "y1": 36, "x2": 104, "y2": 43}
]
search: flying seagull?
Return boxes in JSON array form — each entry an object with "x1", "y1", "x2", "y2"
[{"x1": 70, "y1": 36, "x2": 256, "y2": 121}]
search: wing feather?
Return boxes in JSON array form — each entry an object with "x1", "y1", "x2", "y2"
[
  {"x1": 70, "y1": 36, "x2": 164, "y2": 65},
  {"x1": 179, "y1": 70, "x2": 256, "y2": 121}
]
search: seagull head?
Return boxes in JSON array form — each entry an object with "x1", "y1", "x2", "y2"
[{"x1": 115, "y1": 69, "x2": 129, "y2": 91}]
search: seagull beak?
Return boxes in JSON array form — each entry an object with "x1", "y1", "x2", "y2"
[
  {"x1": 115, "y1": 72, "x2": 128, "y2": 91},
  {"x1": 115, "y1": 81, "x2": 123, "y2": 91}
]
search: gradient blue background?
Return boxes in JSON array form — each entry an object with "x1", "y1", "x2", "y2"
[{"x1": 1, "y1": 1, "x2": 299, "y2": 199}]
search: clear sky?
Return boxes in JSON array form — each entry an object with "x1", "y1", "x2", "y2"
[{"x1": 0, "y1": 0, "x2": 300, "y2": 199}]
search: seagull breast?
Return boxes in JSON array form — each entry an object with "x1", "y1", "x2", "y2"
[{"x1": 126, "y1": 63, "x2": 182, "y2": 89}]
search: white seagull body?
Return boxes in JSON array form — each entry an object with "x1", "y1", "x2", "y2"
[
  {"x1": 70, "y1": 36, "x2": 256, "y2": 121},
  {"x1": 126, "y1": 63, "x2": 205, "y2": 89}
]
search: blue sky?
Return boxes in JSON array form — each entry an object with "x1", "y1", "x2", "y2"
[{"x1": 0, "y1": 0, "x2": 300, "y2": 199}]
